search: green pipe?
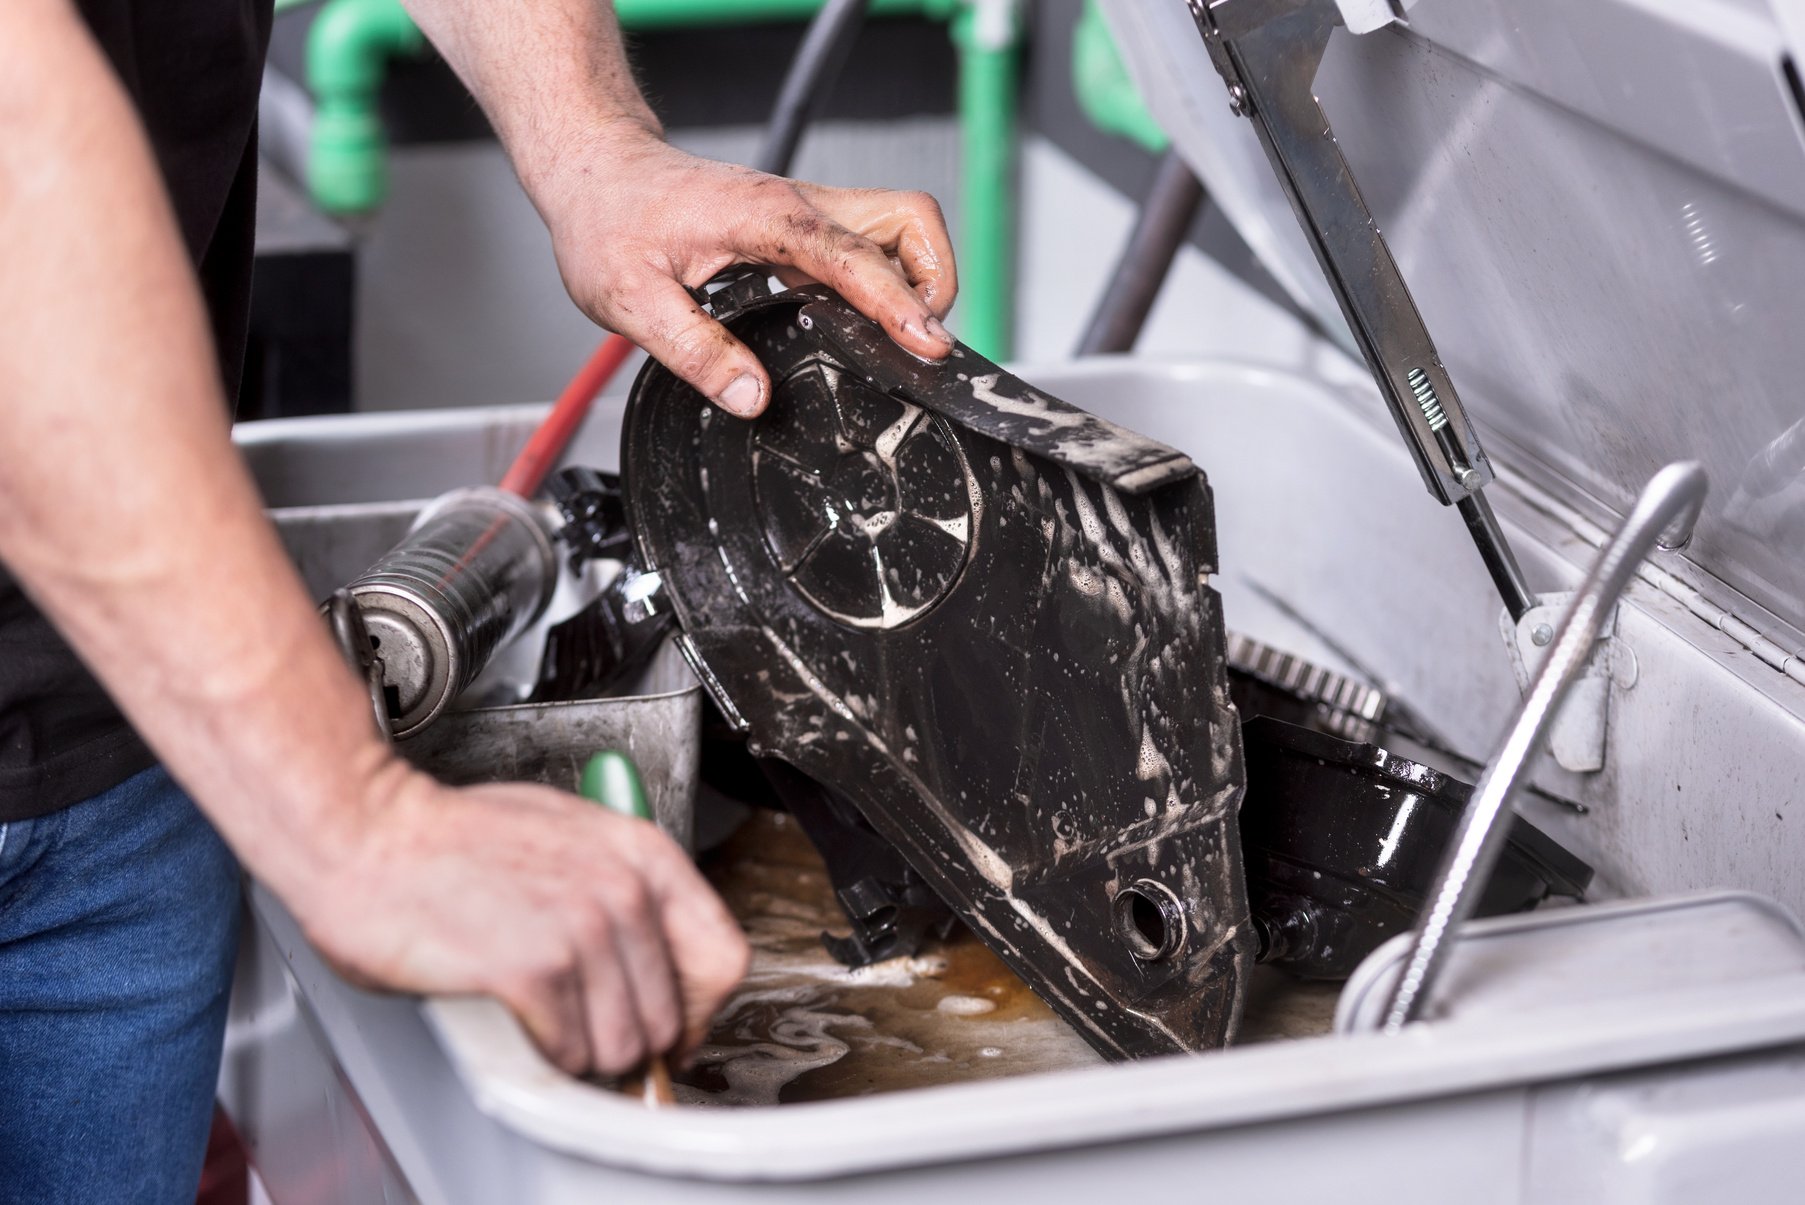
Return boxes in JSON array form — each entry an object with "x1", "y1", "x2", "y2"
[
  {"x1": 304, "y1": 0, "x2": 1019, "y2": 358},
  {"x1": 1071, "y1": 0, "x2": 1166, "y2": 155},
  {"x1": 306, "y1": 0, "x2": 425, "y2": 214},
  {"x1": 949, "y1": 0, "x2": 1020, "y2": 361}
]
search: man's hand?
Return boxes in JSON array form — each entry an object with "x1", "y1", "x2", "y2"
[
  {"x1": 303, "y1": 771, "x2": 749, "y2": 1074},
  {"x1": 399, "y1": 0, "x2": 961, "y2": 419},
  {"x1": 533, "y1": 126, "x2": 958, "y2": 418}
]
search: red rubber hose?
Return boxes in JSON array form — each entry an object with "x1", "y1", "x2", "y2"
[{"x1": 498, "y1": 333, "x2": 637, "y2": 496}]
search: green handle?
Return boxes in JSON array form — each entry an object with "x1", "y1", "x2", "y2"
[{"x1": 580, "y1": 751, "x2": 653, "y2": 822}]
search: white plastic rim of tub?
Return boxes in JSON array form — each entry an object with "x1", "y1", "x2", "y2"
[
  {"x1": 1335, "y1": 889, "x2": 1805, "y2": 1034},
  {"x1": 421, "y1": 890, "x2": 1805, "y2": 1182}
]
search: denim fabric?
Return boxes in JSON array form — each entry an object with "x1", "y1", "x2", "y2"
[{"x1": 0, "y1": 766, "x2": 241, "y2": 1204}]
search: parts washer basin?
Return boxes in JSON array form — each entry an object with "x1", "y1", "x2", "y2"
[{"x1": 225, "y1": 356, "x2": 1805, "y2": 1201}]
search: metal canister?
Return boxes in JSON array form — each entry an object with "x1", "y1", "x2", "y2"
[{"x1": 339, "y1": 486, "x2": 558, "y2": 738}]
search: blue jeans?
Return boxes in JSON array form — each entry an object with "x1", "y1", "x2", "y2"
[{"x1": 0, "y1": 766, "x2": 241, "y2": 1204}]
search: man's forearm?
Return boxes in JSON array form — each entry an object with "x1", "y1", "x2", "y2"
[
  {"x1": 400, "y1": 0, "x2": 958, "y2": 416},
  {"x1": 399, "y1": 0, "x2": 658, "y2": 199},
  {"x1": 0, "y1": 1, "x2": 399, "y2": 894}
]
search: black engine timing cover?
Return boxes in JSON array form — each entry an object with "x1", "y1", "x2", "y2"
[{"x1": 622, "y1": 284, "x2": 1251, "y2": 1058}]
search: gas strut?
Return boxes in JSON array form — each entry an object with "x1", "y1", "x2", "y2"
[{"x1": 1186, "y1": 0, "x2": 1535, "y2": 621}]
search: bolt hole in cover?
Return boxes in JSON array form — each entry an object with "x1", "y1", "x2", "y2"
[
  {"x1": 623, "y1": 285, "x2": 1252, "y2": 1059},
  {"x1": 1114, "y1": 880, "x2": 1187, "y2": 962}
]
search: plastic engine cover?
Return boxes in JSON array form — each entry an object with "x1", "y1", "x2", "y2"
[{"x1": 623, "y1": 284, "x2": 1251, "y2": 1058}]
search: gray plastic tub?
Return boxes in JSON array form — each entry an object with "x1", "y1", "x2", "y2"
[{"x1": 224, "y1": 360, "x2": 1805, "y2": 1202}]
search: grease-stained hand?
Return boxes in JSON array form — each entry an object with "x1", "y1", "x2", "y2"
[
  {"x1": 298, "y1": 769, "x2": 750, "y2": 1077},
  {"x1": 534, "y1": 122, "x2": 959, "y2": 418}
]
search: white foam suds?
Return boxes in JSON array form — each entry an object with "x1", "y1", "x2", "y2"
[{"x1": 936, "y1": 995, "x2": 999, "y2": 1017}]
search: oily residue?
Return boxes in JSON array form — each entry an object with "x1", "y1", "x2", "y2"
[
  {"x1": 611, "y1": 810, "x2": 1338, "y2": 1108},
  {"x1": 664, "y1": 809, "x2": 1100, "y2": 1107}
]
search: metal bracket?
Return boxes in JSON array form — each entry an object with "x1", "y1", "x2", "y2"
[
  {"x1": 1186, "y1": 0, "x2": 1536, "y2": 621},
  {"x1": 1500, "y1": 595, "x2": 1626, "y2": 774},
  {"x1": 1187, "y1": 0, "x2": 1489, "y2": 505}
]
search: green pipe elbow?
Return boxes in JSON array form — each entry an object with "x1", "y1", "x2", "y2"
[
  {"x1": 1072, "y1": 0, "x2": 1166, "y2": 155},
  {"x1": 306, "y1": 0, "x2": 426, "y2": 214}
]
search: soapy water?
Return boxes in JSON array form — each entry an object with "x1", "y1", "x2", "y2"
[
  {"x1": 677, "y1": 984, "x2": 919, "y2": 1108},
  {"x1": 665, "y1": 809, "x2": 1101, "y2": 1107},
  {"x1": 653, "y1": 809, "x2": 1338, "y2": 1108}
]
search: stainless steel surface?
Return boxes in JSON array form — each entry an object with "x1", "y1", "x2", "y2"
[
  {"x1": 1502, "y1": 593, "x2": 1622, "y2": 774},
  {"x1": 1342, "y1": 890, "x2": 1805, "y2": 1032},
  {"x1": 401, "y1": 641, "x2": 701, "y2": 852},
  {"x1": 1099, "y1": 1, "x2": 1351, "y2": 334},
  {"x1": 1457, "y1": 491, "x2": 1536, "y2": 622},
  {"x1": 1380, "y1": 462, "x2": 1709, "y2": 1033},
  {"x1": 1314, "y1": 0, "x2": 1805, "y2": 638},
  {"x1": 342, "y1": 486, "x2": 559, "y2": 738}
]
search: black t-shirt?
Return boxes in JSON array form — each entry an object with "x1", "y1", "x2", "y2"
[{"x1": 0, "y1": 0, "x2": 272, "y2": 821}]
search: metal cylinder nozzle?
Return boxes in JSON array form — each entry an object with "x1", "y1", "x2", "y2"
[{"x1": 336, "y1": 486, "x2": 559, "y2": 739}]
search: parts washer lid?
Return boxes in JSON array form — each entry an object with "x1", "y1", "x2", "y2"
[{"x1": 1103, "y1": 0, "x2": 1805, "y2": 642}]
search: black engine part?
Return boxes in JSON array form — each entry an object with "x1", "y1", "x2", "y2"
[
  {"x1": 622, "y1": 283, "x2": 1252, "y2": 1059},
  {"x1": 534, "y1": 467, "x2": 673, "y2": 702},
  {"x1": 758, "y1": 757, "x2": 958, "y2": 967},
  {"x1": 1238, "y1": 712, "x2": 1593, "y2": 980},
  {"x1": 549, "y1": 466, "x2": 635, "y2": 567}
]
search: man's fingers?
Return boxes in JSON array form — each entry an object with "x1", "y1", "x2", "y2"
[
  {"x1": 752, "y1": 207, "x2": 954, "y2": 362},
  {"x1": 567, "y1": 904, "x2": 655, "y2": 1076},
  {"x1": 593, "y1": 874, "x2": 685, "y2": 1056},
  {"x1": 494, "y1": 952, "x2": 593, "y2": 1077},
  {"x1": 669, "y1": 915, "x2": 750, "y2": 1058},
  {"x1": 613, "y1": 276, "x2": 771, "y2": 417},
  {"x1": 896, "y1": 219, "x2": 957, "y2": 318},
  {"x1": 804, "y1": 185, "x2": 958, "y2": 319},
  {"x1": 639, "y1": 842, "x2": 751, "y2": 1056}
]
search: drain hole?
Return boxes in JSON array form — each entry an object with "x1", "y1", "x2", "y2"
[
  {"x1": 1113, "y1": 881, "x2": 1185, "y2": 962},
  {"x1": 1128, "y1": 893, "x2": 1166, "y2": 950}
]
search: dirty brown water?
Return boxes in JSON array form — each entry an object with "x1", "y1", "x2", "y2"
[{"x1": 607, "y1": 809, "x2": 1341, "y2": 1107}]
